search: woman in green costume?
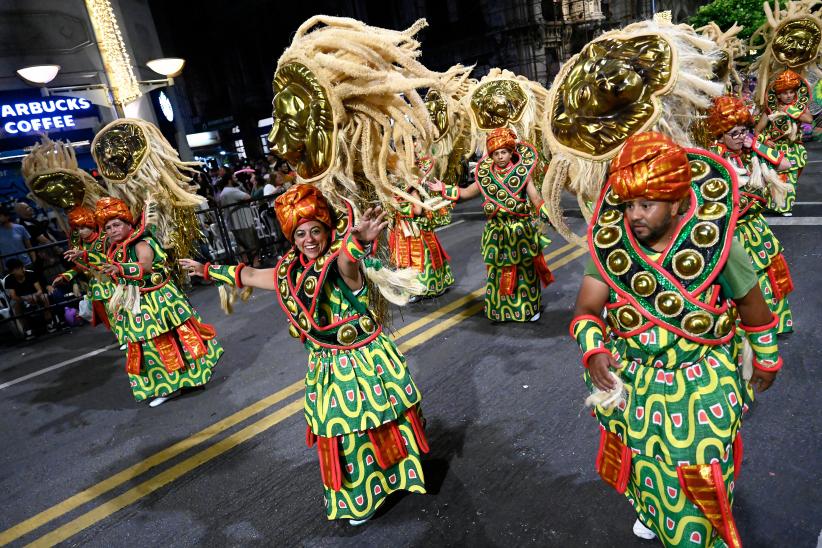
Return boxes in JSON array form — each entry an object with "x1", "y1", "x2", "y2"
[
  {"x1": 180, "y1": 184, "x2": 429, "y2": 525},
  {"x1": 93, "y1": 197, "x2": 222, "y2": 407},
  {"x1": 707, "y1": 95, "x2": 795, "y2": 334},
  {"x1": 389, "y1": 156, "x2": 455, "y2": 300},
  {"x1": 754, "y1": 69, "x2": 813, "y2": 215},
  {"x1": 429, "y1": 127, "x2": 553, "y2": 322}
]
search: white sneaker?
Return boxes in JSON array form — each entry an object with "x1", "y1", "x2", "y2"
[
  {"x1": 633, "y1": 519, "x2": 657, "y2": 540},
  {"x1": 349, "y1": 515, "x2": 373, "y2": 526},
  {"x1": 149, "y1": 390, "x2": 181, "y2": 407},
  {"x1": 781, "y1": 212, "x2": 793, "y2": 217},
  {"x1": 119, "y1": 343, "x2": 127, "y2": 351},
  {"x1": 529, "y1": 311, "x2": 541, "y2": 322}
]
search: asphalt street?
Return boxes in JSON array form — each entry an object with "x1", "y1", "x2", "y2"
[{"x1": 1, "y1": 146, "x2": 820, "y2": 547}]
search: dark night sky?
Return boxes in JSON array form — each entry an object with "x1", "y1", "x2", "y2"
[{"x1": 148, "y1": 0, "x2": 496, "y2": 148}]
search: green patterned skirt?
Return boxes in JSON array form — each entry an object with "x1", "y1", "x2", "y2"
[
  {"x1": 128, "y1": 335, "x2": 222, "y2": 401},
  {"x1": 586, "y1": 338, "x2": 752, "y2": 547},
  {"x1": 481, "y1": 215, "x2": 549, "y2": 322},
  {"x1": 304, "y1": 332, "x2": 428, "y2": 519},
  {"x1": 766, "y1": 142, "x2": 806, "y2": 213}
]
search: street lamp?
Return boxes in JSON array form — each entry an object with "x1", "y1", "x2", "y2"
[
  {"x1": 146, "y1": 58, "x2": 186, "y2": 77},
  {"x1": 16, "y1": 65, "x2": 61, "y2": 85}
]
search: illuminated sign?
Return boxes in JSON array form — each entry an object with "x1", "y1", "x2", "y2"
[
  {"x1": 158, "y1": 91, "x2": 173, "y2": 122},
  {"x1": 1, "y1": 96, "x2": 95, "y2": 135}
]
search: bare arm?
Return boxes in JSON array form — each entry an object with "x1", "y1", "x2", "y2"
[
  {"x1": 178, "y1": 258, "x2": 277, "y2": 291},
  {"x1": 755, "y1": 116, "x2": 768, "y2": 133},
  {"x1": 525, "y1": 177, "x2": 541, "y2": 207},
  {"x1": 409, "y1": 189, "x2": 423, "y2": 217},
  {"x1": 134, "y1": 241, "x2": 154, "y2": 273},
  {"x1": 798, "y1": 110, "x2": 814, "y2": 123},
  {"x1": 573, "y1": 275, "x2": 622, "y2": 391}
]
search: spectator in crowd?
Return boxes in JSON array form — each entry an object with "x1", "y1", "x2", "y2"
[
  {"x1": 249, "y1": 169, "x2": 266, "y2": 200},
  {"x1": 273, "y1": 159, "x2": 296, "y2": 190},
  {"x1": 0, "y1": 204, "x2": 34, "y2": 275},
  {"x1": 3, "y1": 257, "x2": 61, "y2": 339},
  {"x1": 14, "y1": 202, "x2": 56, "y2": 245},
  {"x1": 218, "y1": 176, "x2": 260, "y2": 267}
]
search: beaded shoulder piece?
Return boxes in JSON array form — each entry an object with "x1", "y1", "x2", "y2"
[
  {"x1": 275, "y1": 200, "x2": 382, "y2": 349},
  {"x1": 588, "y1": 148, "x2": 740, "y2": 344},
  {"x1": 476, "y1": 142, "x2": 537, "y2": 218}
]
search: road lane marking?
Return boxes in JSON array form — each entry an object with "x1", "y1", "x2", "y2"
[
  {"x1": 26, "y1": 399, "x2": 305, "y2": 548},
  {"x1": 0, "y1": 381, "x2": 303, "y2": 545},
  {"x1": 7, "y1": 241, "x2": 586, "y2": 544},
  {"x1": 765, "y1": 217, "x2": 822, "y2": 225},
  {"x1": 0, "y1": 344, "x2": 119, "y2": 391},
  {"x1": 435, "y1": 219, "x2": 464, "y2": 231}
]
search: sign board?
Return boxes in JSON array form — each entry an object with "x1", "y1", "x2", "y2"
[{"x1": 1, "y1": 94, "x2": 100, "y2": 137}]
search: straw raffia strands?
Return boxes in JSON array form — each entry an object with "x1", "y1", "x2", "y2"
[
  {"x1": 542, "y1": 19, "x2": 725, "y2": 246},
  {"x1": 277, "y1": 16, "x2": 450, "y2": 214}
]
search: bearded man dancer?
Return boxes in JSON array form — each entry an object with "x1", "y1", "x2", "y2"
[{"x1": 571, "y1": 132, "x2": 782, "y2": 547}]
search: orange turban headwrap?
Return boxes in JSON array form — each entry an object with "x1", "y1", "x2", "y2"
[
  {"x1": 486, "y1": 127, "x2": 517, "y2": 154},
  {"x1": 607, "y1": 132, "x2": 691, "y2": 202},
  {"x1": 95, "y1": 197, "x2": 134, "y2": 227},
  {"x1": 705, "y1": 96, "x2": 753, "y2": 138},
  {"x1": 274, "y1": 184, "x2": 333, "y2": 242},
  {"x1": 772, "y1": 70, "x2": 803, "y2": 93},
  {"x1": 67, "y1": 206, "x2": 97, "y2": 229}
]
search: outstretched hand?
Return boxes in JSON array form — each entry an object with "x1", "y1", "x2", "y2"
[
  {"x1": 350, "y1": 207, "x2": 388, "y2": 244},
  {"x1": 427, "y1": 179, "x2": 444, "y2": 193},
  {"x1": 179, "y1": 258, "x2": 205, "y2": 277},
  {"x1": 64, "y1": 249, "x2": 84, "y2": 262}
]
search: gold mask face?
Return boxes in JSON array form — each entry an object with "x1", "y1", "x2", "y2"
[
  {"x1": 92, "y1": 122, "x2": 149, "y2": 182},
  {"x1": 773, "y1": 19, "x2": 821, "y2": 68},
  {"x1": 424, "y1": 89, "x2": 449, "y2": 140},
  {"x1": 469, "y1": 80, "x2": 528, "y2": 130},
  {"x1": 551, "y1": 35, "x2": 673, "y2": 158},
  {"x1": 269, "y1": 62, "x2": 334, "y2": 180},
  {"x1": 28, "y1": 170, "x2": 85, "y2": 209}
]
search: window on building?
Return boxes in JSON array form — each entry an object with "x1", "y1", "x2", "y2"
[{"x1": 234, "y1": 139, "x2": 246, "y2": 159}]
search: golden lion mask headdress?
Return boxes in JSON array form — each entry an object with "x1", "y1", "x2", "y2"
[
  {"x1": 270, "y1": 16, "x2": 450, "y2": 213},
  {"x1": 542, "y1": 15, "x2": 725, "y2": 245}
]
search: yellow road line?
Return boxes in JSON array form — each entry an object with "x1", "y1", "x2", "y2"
[
  {"x1": 0, "y1": 381, "x2": 302, "y2": 545},
  {"x1": 6, "y1": 241, "x2": 587, "y2": 545},
  {"x1": 25, "y1": 399, "x2": 305, "y2": 548}
]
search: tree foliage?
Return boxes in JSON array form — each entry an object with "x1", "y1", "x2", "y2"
[{"x1": 688, "y1": 0, "x2": 784, "y2": 41}]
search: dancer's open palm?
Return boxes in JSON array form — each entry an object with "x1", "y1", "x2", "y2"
[{"x1": 351, "y1": 207, "x2": 388, "y2": 244}]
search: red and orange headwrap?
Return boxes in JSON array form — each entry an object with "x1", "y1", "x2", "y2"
[
  {"x1": 67, "y1": 206, "x2": 97, "y2": 229},
  {"x1": 95, "y1": 197, "x2": 134, "y2": 227},
  {"x1": 705, "y1": 96, "x2": 753, "y2": 138},
  {"x1": 274, "y1": 184, "x2": 333, "y2": 242},
  {"x1": 607, "y1": 132, "x2": 691, "y2": 203},
  {"x1": 771, "y1": 70, "x2": 802, "y2": 93},
  {"x1": 486, "y1": 127, "x2": 517, "y2": 154}
]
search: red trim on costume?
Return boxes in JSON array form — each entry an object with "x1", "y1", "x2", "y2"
[
  {"x1": 126, "y1": 342, "x2": 142, "y2": 375},
  {"x1": 582, "y1": 347, "x2": 612, "y2": 369},
  {"x1": 306, "y1": 425, "x2": 317, "y2": 447},
  {"x1": 316, "y1": 435, "x2": 342, "y2": 491},
  {"x1": 739, "y1": 313, "x2": 778, "y2": 333},
  {"x1": 91, "y1": 300, "x2": 110, "y2": 329},
  {"x1": 767, "y1": 254, "x2": 793, "y2": 300},
  {"x1": 234, "y1": 263, "x2": 246, "y2": 288},
  {"x1": 202, "y1": 262, "x2": 212, "y2": 282},
  {"x1": 753, "y1": 356, "x2": 783, "y2": 372},
  {"x1": 569, "y1": 314, "x2": 607, "y2": 337},
  {"x1": 405, "y1": 406, "x2": 430, "y2": 454},
  {"x1": 154, "y1": 332, "x2": 186, "y2": 373},
  {"x1": 595, "y1": 429, "x2": 631, "y2": 494},
  {"x1": 368, "y1": 420, "x2": 409, "y2": 469},
  {"x1": 176, "y1": 319, "x2": 208, "y2": 361},
  {"x1": 499, "y1": 265, "x2": 517, "y2": 296},
  {"x1": 733, "y1": 434, "x2": 743, "y2": 480}
]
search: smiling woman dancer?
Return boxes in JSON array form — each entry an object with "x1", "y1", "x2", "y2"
[{"x1": 180, "y1": 184, "x2": 429, "y2": 526}]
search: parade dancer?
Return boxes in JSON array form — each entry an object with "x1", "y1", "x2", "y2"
[
  {"x1": 96, "y1": 197, "x2": 223, "y2": 407},
  {"x1": 55, "y1": 207, "x2": 114, "y2": 329},
  {"x1": 430, "y1": 128, "x2": 552, "y2": 322},
  {"x1": 754, "y1": 70, "x2": 813, "y2": 214},
  {"x1": 181, "y1": 185, "x2": 428, "y2": 525},
  {"x1": 389, "y1": 156, "x2": 455, "y2": 301},
  {"x1": 571, "y1": 132, "x2": 782, "y2": 546},
  {"x1": 707, "y1": 95, "x2": 795, "y2": 333}
]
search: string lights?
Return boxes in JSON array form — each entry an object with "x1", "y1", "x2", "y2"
[{"x1": 84, "y1": 0, "x2": 142, "y2": 106}]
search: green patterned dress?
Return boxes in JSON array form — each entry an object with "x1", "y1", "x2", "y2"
[
  {"x1": 107, "y1": 233, "x2": 222, "y2": 401},
  {"x1": 56, "y1": 230, "x2": 115, "y2": 327},
  {"x1": 758, "y1": 79, "x2": 811, "y2": 213},
  {"x1": 711, "y1": 144, "x2": 793, "y2": 333},
  {"x1": 581, "y1": 151, "x2": 759, "y2": 548},
  {"x1": 476, "y1": 143, "x2": 552, "y2": 322},
  {"x1": 264, "y1": 225, "x2": 428, "y2": 520},
  {"x1": 389, "y1": 198, "x2": 454, "y2": 297}
]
